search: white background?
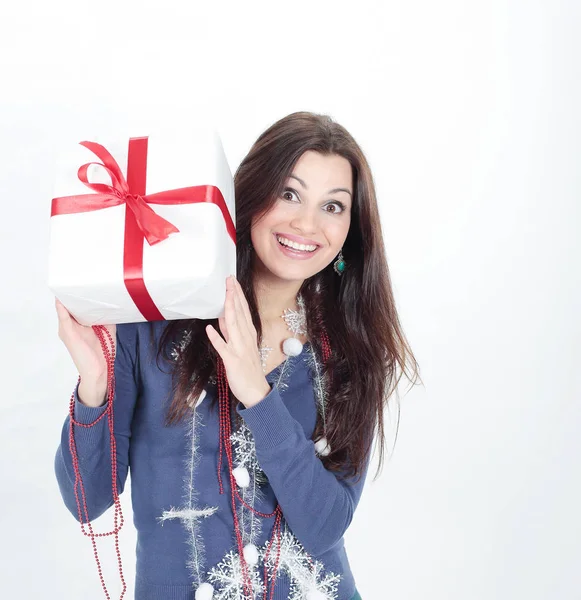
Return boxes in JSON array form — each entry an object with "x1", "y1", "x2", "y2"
[{"x1": 1, "y1": 1, "x2": 579, "y2": 598}]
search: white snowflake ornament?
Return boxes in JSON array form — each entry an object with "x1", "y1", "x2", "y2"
[
  {"x1": 262, "y1": 526, "x2": 341, "y2": 600},
  {"x1": 243, "y1": 543, "x2": 259, "y2": 565},
  {"x1": 232, "y1": 466, "x2": 250, "y2": 488},
  {"x1": 283, "y1": 337, "x2": 303, "y2": 357},
  {"x1": 171, "y1": 329, "x2": 193, "y2": 361},
  {"x1": 315, "y1": 438, "x2": 331, "y2": 457},
  {"x1": 207, "y1": 550, "x2": 263, "y2": 599},
  {"x1": 259, "y1": 343, "x2": 273, "y2": 372},
  {"x1": 306, "y1": 591, "x2": 328, "y2": 600},
  {"x1": 195, "y1": 582, "x2": 214, "y2": 600},
  {"x1": 282, "y1": 300, "x2": 307, "y2": 336}
]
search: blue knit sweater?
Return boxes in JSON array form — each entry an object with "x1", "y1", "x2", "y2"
[{"x1": 54, "y1": 321, "x2": 368, "y2": 599}]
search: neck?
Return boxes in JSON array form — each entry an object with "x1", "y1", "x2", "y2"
[{"x1": 253, "y1": 272, "x2": 304, "y2": 322}]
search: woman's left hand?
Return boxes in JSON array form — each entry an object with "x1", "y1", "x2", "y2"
[{"x1": 206, "y1": 275, "x2": 271, "y2": 408}]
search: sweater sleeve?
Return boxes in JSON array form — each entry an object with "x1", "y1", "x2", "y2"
[
  {"x1": 236, "y1": 385, "x2": 371, "y2": 556},
  {"x1": 54, "y1": 323, "x2": 139, "y2": 523}
]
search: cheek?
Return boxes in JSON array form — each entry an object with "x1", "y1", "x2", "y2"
[
  {"x1": 324, "y1": 218, "x2": 351, "y2": 245},
  {"x1": 250, "y1": 219, "x2": 275, "y2": 249},
  {"x1": 251, "y1": 206, "x2": 287, "y2": 238}
]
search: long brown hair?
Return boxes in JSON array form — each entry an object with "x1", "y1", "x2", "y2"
[{"x1": 154, "y1": 111, "x2": 421, "y2": 482}]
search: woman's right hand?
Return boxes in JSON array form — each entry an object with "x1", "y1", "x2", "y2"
[{"x1": 55, "y1": 298, "x2": 116, "y2": 407}]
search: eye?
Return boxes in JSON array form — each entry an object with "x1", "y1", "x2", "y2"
[
  {"x1": 325, "y1": 201, "x2": 346, "y2": 214},
  {"x1": 281, "y1": 188, "x2": 300, "y2": 202}
]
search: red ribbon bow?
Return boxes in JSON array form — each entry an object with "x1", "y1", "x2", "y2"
[{"x1": 52, "y1": 137, "x2": 236, "y2": 321}]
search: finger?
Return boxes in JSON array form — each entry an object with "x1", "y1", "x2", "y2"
[
  {"x1": 232, "y1": 277, "x2": 255, "y2": 334},
  {"x1": 224, "y1": 278, "x2": 241, "y2": 335},
  {"x1": 218, "y1": 315, "x2": 229, "y2": 343},
  {"x1": 55, "y1": 299, "x2": 75, "y2": 341},
  {"x1": 206, "y1": 324, "x2": 228, "y2": 358},
  {"x1": 217, "y1": 278, "x2": 232, "y2": 342},
  {"x1": 55, "y1": 298, "x2": 84, "y2": 329},
  {"x1": 55, "y1": 298, "x2": 71, "y2": 323},
  {"x1": 231, "y1": 281, "x2": 254, "y2": 341}
]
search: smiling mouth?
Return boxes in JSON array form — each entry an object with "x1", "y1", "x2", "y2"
[{"x1": 275, "y1": 234, "x2": 320, "y2": 253}]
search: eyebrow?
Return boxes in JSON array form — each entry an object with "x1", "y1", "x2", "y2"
[{"x1": 289, "y1": 174, "x2": 352, "y2": 198}]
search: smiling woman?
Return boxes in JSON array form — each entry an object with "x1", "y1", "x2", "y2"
[{"x1": 54, "y1": 111, "x2": 420, "y2": 600}]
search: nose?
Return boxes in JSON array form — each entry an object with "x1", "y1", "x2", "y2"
[{"x1": 289, "y1": 205, "x2": 319, "y2": 235}]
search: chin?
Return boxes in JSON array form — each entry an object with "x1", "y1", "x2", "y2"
[{"x1": 259, "y1": 259, "x2": 312, "y2": 282}]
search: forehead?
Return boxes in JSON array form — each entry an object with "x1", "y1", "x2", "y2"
[{"x1": 289, "y1": 151, "x2": 353, "y2": 192}]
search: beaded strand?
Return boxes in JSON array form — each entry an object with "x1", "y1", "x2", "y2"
[
  {"x1": 217, "y1": 356, "x2": 284, "y2": 599},
  {"x1": 68, "y1": 325, "x2": 127, "y2": 599}
]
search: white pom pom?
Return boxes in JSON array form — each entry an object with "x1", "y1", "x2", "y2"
[
  {"x1": 306, "y1": 590, "x2": 328, "y2": 600},
  {"x1": 232, "y1": 466, "x2": 250, "y2": 488},
  {"x1": 243, "y1": 543, "x2": 259, "y2": 565},
  {"x1": 188, "y1": 388, "x2": 207, "y2": 409},
  {"x1": 282, "y1": 337, "x2": 303, "y2": 357},
  {"x1": 314, "y1": 437, "x2": 331, "y2": 457},
  {"x1": 195, "y1": 582, "x2": 214, "y2": 600}
]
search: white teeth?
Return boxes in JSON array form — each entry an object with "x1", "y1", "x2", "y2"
[{"x1": 276, "y1": 235, "x2": 317, "y2": 252}]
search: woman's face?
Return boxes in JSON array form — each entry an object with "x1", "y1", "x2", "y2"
[{"x1": 251, "y1": 151, "x2": 353, "y2": 283}]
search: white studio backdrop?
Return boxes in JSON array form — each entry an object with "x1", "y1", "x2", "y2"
[{"x1": 1, "y1": 0, "x2": 579, "y2": 598}]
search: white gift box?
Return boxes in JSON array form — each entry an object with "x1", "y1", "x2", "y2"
[{"x1": 48, "y1": 129, "x2": 236, "y2": 326}]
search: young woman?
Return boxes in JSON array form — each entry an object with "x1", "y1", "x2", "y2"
[{"x1": 54, "y1": 111, "x2": 420, "y2": 600}]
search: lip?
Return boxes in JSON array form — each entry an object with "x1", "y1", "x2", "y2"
[{"x1": 274, "y1": 232, "x2": 322, "y2": 247}]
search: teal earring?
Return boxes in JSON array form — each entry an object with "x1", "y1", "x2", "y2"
[{"x1": 333, "y1": 249, "x2": 346, "y2": 275}]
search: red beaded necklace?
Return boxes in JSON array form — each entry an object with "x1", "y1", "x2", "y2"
[
  {"x1": 67, "y1": 325, "x2": 127, "y2": 599},
  {"x1": 67, "y1": 323, "x2": 331, "y2": 599}
]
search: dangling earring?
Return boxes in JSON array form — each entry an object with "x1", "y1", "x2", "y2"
[{"x1": 333, "y1": 248, "x2": 346, "y2": 275}]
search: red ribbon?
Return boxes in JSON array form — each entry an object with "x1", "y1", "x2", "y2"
[{"x1": 52, "y1": 137, "x2": 236, "y2": 321}]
